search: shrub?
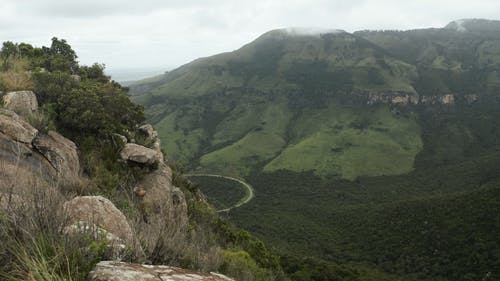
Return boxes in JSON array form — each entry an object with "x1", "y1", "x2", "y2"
[
  {"x1": 24, "y1": 104, "x2": 56, "y2": 134},
  {"x1": 219, "y1": 250, "x2": 269, "y2": 281}
]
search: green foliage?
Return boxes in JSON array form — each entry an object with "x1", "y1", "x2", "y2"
[
  {"x1": 129, "y1": 22, "x2": 500, "y2": 280},
  {"x1": 281, "y1": 256, "x2": 408, "y2": 281},
  {"x1": 170, "y1": 165, "x2": 284, "y2": 280},
  {"x1": 33, "y1": 71, "x2": 144, "y2": 138},
  {"x1": 0, "y1": 224, "x2": 110, "y2": 281},
  {"x1": 43, "y1": 37, "x2": 78, "y2": 73},
  {"x1": 1, "y1": 38, "x2": 78, "y2": 73},
  {"x1": 229, "y1": 150, "x2": 500, "y2": 281},
  {"x1": 24, "y1": 104, "x2": 57, "y2": 134},
  {"x1": 219, "y1": 250, "x2": 269, "y2": 281},
  {"x1": 78, "y1": 63, "x2": 109, "y2": 82},
  {"x1": 189, "y1": 176, "x2": 247, "y2": 210}
]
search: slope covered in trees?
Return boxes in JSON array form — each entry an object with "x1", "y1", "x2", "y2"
[{"x1": 131, "y1": 19, "x2": 500, "y2": 280}]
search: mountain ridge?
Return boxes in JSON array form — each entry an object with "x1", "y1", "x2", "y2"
[{"x1": 130, "y1": 18, "x2": 500, "y2": 179}]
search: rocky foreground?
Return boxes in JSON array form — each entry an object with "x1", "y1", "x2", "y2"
[{"x1": 0, "y1": 90, "x2": 234, "y2": 281}]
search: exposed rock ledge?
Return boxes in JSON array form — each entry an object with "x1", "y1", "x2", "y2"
[
  {"x1": 2, "y1": 91, "x2": 38, "y2": 113},
  {"x1": 120, "y1": 143, "x2": 162, "y2": 166},
  {"x1": 366, "y1": 92, "x2": 479, "y2": 106},
  {"x1": 89, "y1": 261, "x2": 235, "y2": 281}
]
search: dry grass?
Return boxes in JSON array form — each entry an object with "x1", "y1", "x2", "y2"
[
  {"x1": 124, "y1": 181, "x2": 224, "y2": 272},
  {"x1": 0, "y1": 156, "x2": 110, "y2": 280},
  {"x1": 0, "y1": 56, "x2": 34, "y2": 92},
  {"x1": 0, "y1": 71, "x2": 34, "y2": 92}
]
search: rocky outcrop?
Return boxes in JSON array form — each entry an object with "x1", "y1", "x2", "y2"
[
  {"x1": 465, "y1": 94, "x2": 479, "y2": 103},
  {"x1": 120, "y1": 143, "x2": 162, "y2": 166},
  {"x1": 138, "y1": 124, "x2": 163, "y2": 162},
  {"x1": 63, "y1": 196, "x2": 135, "y2": 243},
  {"x1": 138, "y1": 124, "x2": 158, "y2": 141},
  {"x1": 63, "y1": 196, "x2": 144, "y2": 259},
  {"x1": 0, "y1": 110, "x2": 58, "y2": 190},
  {"x1": 421, "y1": 94, "x2": 455, "y2": 105},
  {"x1": 33, "y1": 130, "x2": 81, "y2": 185},
  {"x1": 88, "y1": 261, "x2": 235, "y2": 281},
  {"x1": 135, "y1": 163, "x2": 188, "y2": 224},
  {"x1": 2, "y1": 91, "x2": 38, "y2": 113},
  {"x1": 0, "y1": 134, "x2": 57, "y2": 190},
  {"x1": 0, "y1": 109, "x2": 38, "y2": 144},
  {"x1": 0, "y1": 109, "x2": 83, "y2": 188},
  {"x1": 367, "y1": 92, "x2": 419, "y2": 105},
  {"x1": 366, "y1": 92, "x2": 463, "y2": 106}
]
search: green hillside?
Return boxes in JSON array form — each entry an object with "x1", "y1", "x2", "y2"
[
  {"x1": 131, "y1": 30, "x2": 424, "y2": 179},
  {"x1": 131, "y1": 19, "x2": 500, "y2": 280}
]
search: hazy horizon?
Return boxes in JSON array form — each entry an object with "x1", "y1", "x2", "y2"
[{"x1": 3, "y1": 0, "x2": 500, "y2": 78}]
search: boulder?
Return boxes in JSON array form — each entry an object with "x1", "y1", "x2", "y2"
[
  {"x1": 120, "y1": 143, "x2": 161, "y2": 166},
  {"x1": 2, "y1": 91, "x2": 38, "y2": 113},
  {"x1": 0, "y1": 130, "x2": 59, "y2": 191},
  {"x1": 138, "y1": 124, "x2": 158, "y2": 140},
  {"x1": 33, "y1": 130, "x2": 80, "y2": 185},
  {"x1": 88, "y1": 261, "x2": 235, "y2": 281},
  {"x1": 0, "y1": 109, "x2": 38, "y2": 144},
  {"x1": 63, "y1": 220, "x2": 128, "y2": 259},
  {"x1": 138, "y1": 124, "x2": 164, "y2": 162},
  {"x1": 63, "y1": 196, "x2": 143, "y2": 259}
]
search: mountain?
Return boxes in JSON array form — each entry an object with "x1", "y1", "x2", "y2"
[
  {"x1": 131, "y1": 28, "x2": 423, "y2": 179},
  {"x1": 131, "y1": 20, "x2": 500, "y2": 280}
]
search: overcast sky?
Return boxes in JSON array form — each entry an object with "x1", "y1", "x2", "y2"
[{"x1": 2, "y1": 0, "x2": 500, "y2": 78}]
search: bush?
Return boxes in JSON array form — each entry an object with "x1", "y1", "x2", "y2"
[
  {"x1": 24, "y1": 104, "x2": 56, "y2": 134},
  {"x1": 219, "y1": 250, "x2": 269, "y2": 281},
  {"x1": 33, "y1": 71, "x2": 144, "y2": 138}
]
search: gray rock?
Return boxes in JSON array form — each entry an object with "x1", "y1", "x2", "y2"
[
  {"x1": 64, "y1": 196, "x2": 144, "y2": 259},
  {"x1": 136, "y1": 163, "x2": 187, "y2": 222},
  {"x1": 138, "y1": 124, "x2": 164, "y2": 162},
  {"x1": 113, "y1": 133, "x2": 128, "y2": 145},
  {"x1": 0, "y1": 109, "x2": 38, "y2": 144},
  {"x1": 138, "y1": 124, "x2": 158, "y2": 140},
  {"x1": 0, "y1": 132, "x2": 58, "y2": 188},
  {"x1": 33, "y1": 131, "x2": 80, "y2": 185},
  {"x1": 70, "y1": 74, "x2": 81, "y2": 82},
  {"x1": 63, "y1": 221, "x2": 128, "y2": 260},
  {"x1": 2, "y1": 91, "x2": 38, "y2": 113},
  {"x1": 133, "y1": 163, "x2": 188, "y2": 254},
  {"x1": 88, "y1": 261, "x2": 235, "y2": 281},
  {"x1": 120, "y1": 143, "x2": 162, "y2": 166}
]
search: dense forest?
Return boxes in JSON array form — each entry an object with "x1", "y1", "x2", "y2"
[{"x1": 131, "y1": 19, "x2": 500, "y2": 281}]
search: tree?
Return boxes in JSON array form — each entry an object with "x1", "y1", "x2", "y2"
[{"x1": 43, "y1": 37, "x2": 79, "y2": 73}]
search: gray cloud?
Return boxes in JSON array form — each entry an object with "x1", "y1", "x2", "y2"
[{"x1": 1, "y1": 0, "x2": 500, "y2": 75}]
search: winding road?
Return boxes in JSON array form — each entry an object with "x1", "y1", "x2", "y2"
[{"x1": 185, "y1": 173, "x2": 254, "y2": 212}]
